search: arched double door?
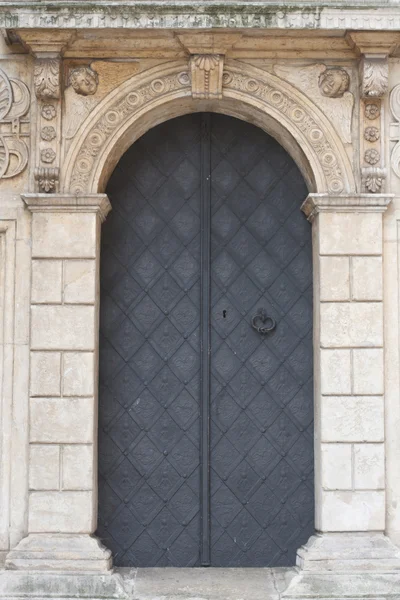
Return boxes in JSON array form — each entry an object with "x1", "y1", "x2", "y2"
[{"x1": 97, "y1": 113, "x2": 314, "y2": 567}]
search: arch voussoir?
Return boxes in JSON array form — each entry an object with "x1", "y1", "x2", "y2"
[{"x1": 63, "y1": 59, "x2": 356, "y2": 195}]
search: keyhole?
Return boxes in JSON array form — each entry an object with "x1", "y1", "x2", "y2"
[{"x1": 223, "y1": 310, "x2": 227, "y2": 319}]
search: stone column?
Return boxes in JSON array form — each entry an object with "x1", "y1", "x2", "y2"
[
  {"x1": 5, "y1": 194, "x2": 112, "y2": 573},
  {"x1": 284, "y1": 193, "x2": 400, "y2": 598}
]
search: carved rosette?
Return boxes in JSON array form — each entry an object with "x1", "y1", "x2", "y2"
[
  {"x1": 359, "y1": 56, "x2": 387, "y2": 193},
  {"x1": 34, "y1": 58, "x2": 61, "y2": 192},
  {"x1": 190, "y1": 54, "x2": 223, "y2": 99},
  {"x1": 0, "y1": 68, "x2": 30, "y2": 180}
]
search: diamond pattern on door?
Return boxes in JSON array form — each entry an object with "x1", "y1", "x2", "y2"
[
  {"x1": 97, "y1": 113, "x2": 313, "y2": 568},
  {"x1": 98, "y1": 115, "x2": 202, "y2": 567},
  {"x1": 209, "y1": 115, "x2": 313, "y2": 567}
]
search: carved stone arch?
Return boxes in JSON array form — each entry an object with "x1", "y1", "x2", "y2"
[{"x1": 63, "y1": 59, "x2": 356, "y2": 195}]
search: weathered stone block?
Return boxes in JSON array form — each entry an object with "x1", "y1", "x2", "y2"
[
  {"x1": 31, "y1": 213, "x2": 96, "y2": 258},
  {"x1": 353, "y1": 348, "x2": 384, "y2": 395},
  {"x1": 351, "y1": 256, "x2": 383, "y2": 301},
  {"x1": 319, "y1": 212, "x2": 382, "y2": 256},
  {"x1": 29, "y1": 445, "x2": 60, "y2": 491},
  {"x1": 28, "y1": 491, "x2": 93, "y2": 533},
  {"x1": 320, "y1": 256, "x2": 350, "y2": 301},
  {"x1": 62, "y1": 352, "x2": 94, "y2": 396},
  {"x1": 354, "y1": 443, "x2": 385, "y2": 490},
  {"x1": 31, "y1": 306, "x2": 95, "y2": 350},
  {"x1": 63, "y1": 260, "x2": 96, "y2": 304},
  {"x1": 30, "y1": 398, "x2": 94, "y2": 443},
  {"x1": 320, "y1": 303, "x2": 383, "y2": 347},
  {"x1": 319, "y1": 490, "x2": 385, "y2": 531},
  {"x1": 30, "y1": 352, "x2": 61, "y2": 397},
  {"x1": 320, "y1": 349, "x2": 351, "y2": 395},
  {"x1": 62, "y1": 445, "x2": 93, "y2": 491},
  {"x1": 321, "y1": 396, "x2": 384, "y2": 442},
  {"x1": 31, "y1": 260, "x2": 62, "y2": 304},
  {"x1": 321, "y1": 443, "x2": 352, "y2": 490}
]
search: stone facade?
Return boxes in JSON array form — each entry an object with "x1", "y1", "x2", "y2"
[{"x1": 0, "y1": 1, "x2": 400, "y2": 598}]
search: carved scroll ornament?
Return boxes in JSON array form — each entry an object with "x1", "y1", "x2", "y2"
[
  {"x1": 0, "y1": 68, "x2": 30, "y2": 179},
  {"x1": 390, "y1": 84, "x2": 400, "y2": 179}
]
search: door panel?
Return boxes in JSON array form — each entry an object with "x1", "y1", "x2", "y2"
[
  {"x1": 209, "y1": 115, "x2": 313, "y2": 567},
  {"x1": 97, "y1": 113, "x2": 314, "y2": 568},
  {"x1": 98, "y1": 115, "x2": 202, "y2": 567}
]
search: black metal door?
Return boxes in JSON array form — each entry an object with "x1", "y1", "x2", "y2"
[{"x1": 97, "y1": 113, "x2": 314, "y2": 568}]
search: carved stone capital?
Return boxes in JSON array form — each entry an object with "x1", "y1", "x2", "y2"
[
  {"x1": 301, "y1": 193, "x2": 392, "y2": 221},
  {"x1": 190, "y1": 54, "x2": 224, "y2": 100},
  {"x1": 360, "y1": 55, "x2": 388, "y2": 99},
  {"x1": 34, "y1": 167, "x2": 60, "y2": 194},
  {"x1": 34, "y1": 57, "x2": 61, "y2": 100},
  {"x1": 22, "y1": 194, "x2": 111, "y2": 222}
]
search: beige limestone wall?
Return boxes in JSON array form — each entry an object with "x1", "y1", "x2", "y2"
[
  {"x1": 26, "y1": 205, "x2": 101, "y2": 535},
  {"x1": 306, "y1": 196, "x2": 388, "y2": 533}
]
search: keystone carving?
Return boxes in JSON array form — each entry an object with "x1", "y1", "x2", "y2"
[
  {"x1": 0, "y1": 67, "x2": 30, "y2": 179},
  {"x1": 190, "y1": 54, "x2": 224, "y2": 99},
  {"x1": 34, "y1": 58, "x2": 60, "y2": 100},
  {"x1": 360, "y1": 57, "x2": 388, "y2": 99}
]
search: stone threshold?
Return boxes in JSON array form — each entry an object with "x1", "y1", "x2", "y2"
[{"x1": 1, "y1": 566, "x2": 400, "y2": 600}]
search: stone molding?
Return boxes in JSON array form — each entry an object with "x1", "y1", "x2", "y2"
[
  {"x1": 3, "y1": 4, "x2": 400, "y2": 31},
  {"x1": 63, "y1": 59, "x2": 355, "y2": 196},
  {"x1": 21, "y1": 194, "x2": 111, "y2": 222},
  {"x1": 5, "y1": 534, "x2": 112, "y2": 573},
  {"x1": 302, "y1": 193, "x2": 393, "y2": 221}
]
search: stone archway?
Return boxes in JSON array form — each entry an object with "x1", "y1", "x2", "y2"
[
  {"x1": 63, "y1": 59, "x2": 356, "y2": 197},
  {"x1": 8, "y1": 53, "x2": 398, "y2": 600}
]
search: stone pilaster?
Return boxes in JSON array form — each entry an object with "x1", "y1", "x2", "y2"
[
  {"x1": 283, "y1": 193, "x2": 400, "y2": 599},
  {"x1": 5, "y1": 194, "x2": 112, "y2": 573}
]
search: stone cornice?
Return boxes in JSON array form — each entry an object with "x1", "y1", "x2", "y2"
[
  {"x1": 2, "y1": 3, "x2": 400, "y2": 31},
  {"x1": 21, "y1": 194, "x2": 111, "y2": 222},
  {"x1": 302, "y1": 193, "x2": 393, "y2": 221}
]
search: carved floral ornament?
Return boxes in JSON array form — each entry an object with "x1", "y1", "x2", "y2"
[
  {"x1": 64, "y1": 61, "x2": 355, "y2": 196},
  {"x1": 34, "y1": 58, "x2": 60, "y2": 100}
]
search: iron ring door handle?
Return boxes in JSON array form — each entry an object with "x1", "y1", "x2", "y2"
[{"x1": 251, "y1": 308, "x2": 276, "y2": 334}]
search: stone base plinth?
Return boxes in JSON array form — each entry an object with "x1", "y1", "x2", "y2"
[
  {"x1": 283, "y1": 533, "x2": 400, "y2": 599},
  {"x1": 5, "y1": 534, "x2": 112, "y2": 573},
  {"x1": 0, "y1": 569, "x2": 133, "y2": 600}
]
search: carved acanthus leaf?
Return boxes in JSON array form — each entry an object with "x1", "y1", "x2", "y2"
[
  {"x1": 34, "y1": 167, "x2": 59, "y2": 193},
  {"x1": 362, "y1": 167, "x2": 386, "y2": 193},
  {"x1": 360, "y1": 57, "x2": 388, "y2": 98},
  {"x1": 190, "y1": 54, "x2": 223, "y2": 99},
  {"x1": 34, "y1": 58, "x2": 60, "y2": 100}
]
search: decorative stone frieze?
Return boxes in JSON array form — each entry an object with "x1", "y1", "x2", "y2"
[{"x1": 64, "y1": 60, "x2": 355, "y2": 196}]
